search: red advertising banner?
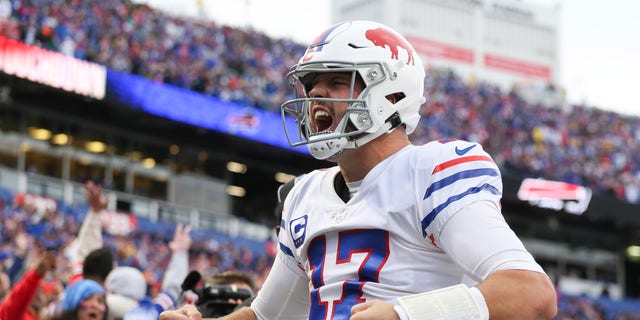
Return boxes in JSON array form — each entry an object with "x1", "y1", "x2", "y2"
[
  {"x1": 517, "y1": 178, "x2": 591, "y2": 215},
  {"x1": 100, "y1": 210, "x2": 138, "y2": 236},
  {"x1": 484, "y1": 54, "x2": 551, "y2": 79},
  {"x1": 13, "y1": 192, "x2": 57, "y2": 214},
  {"x1": 405, "y1": 35, "x2": 475, "y2": 64},
  {"x1": 0, "y1": 36, "x2": 106, "y2": 99}
]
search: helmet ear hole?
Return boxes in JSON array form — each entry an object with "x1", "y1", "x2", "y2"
[{"x1": 385, "y1": 92, "x2": 406, "y2": 104}]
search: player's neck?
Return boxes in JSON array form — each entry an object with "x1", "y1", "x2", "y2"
[{"x1": 337, "y1": 129, "x2": 410, "y2": 182}]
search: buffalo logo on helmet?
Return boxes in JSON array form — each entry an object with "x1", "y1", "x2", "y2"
[{"x1": 365, "y1": 27, "x2": 415, "y2": 65}]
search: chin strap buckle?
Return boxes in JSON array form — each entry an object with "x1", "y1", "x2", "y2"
[{"x1": 385, "y1": 112, "x2": 402, "y2": 133}]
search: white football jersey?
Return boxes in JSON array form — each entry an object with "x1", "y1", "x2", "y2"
[{"x1": 277, "y1": 140, "x2": 509, "y2": 319}]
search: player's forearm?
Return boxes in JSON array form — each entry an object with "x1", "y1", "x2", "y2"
[
  {"x1": 477, "y1": 269, "x2": 557, "y2": 319},
  {"x1": 215, "y1": 306, "x2": 257, "y2": 320},
  {"x1": 159, "y1": 305, "x2": 257, "y2": 320}
]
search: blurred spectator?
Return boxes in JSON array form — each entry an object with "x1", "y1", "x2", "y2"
[
  {"x1": 105, "y1": 223, "x2": 192, "y2": 319},
  {"x1": 196, "y1": 270, "x2": 256, "y2": 318},
  {"x1": 4, "y1": 231, "x2": 29, "y2": 285},
  {"x1": 43, "y1": 181, "x2": 115, "y2": 318},
  {"x1": 105, "y1": 266, "x2": 147, "y2": 320},
  {"x1": 208, "y1": 271, "x2": 256, "y2": 312},
  {"x1": 81, "y1": 247, "x2": 115, "y2": 286},
  {"x1": 53, "y1": 279, "x2": 107, "y2": 320},
  {"x1": 0, "y1": 248, "x2": 56, "y2": 320},
  {"x1": 206, "y1": 271, "x2": 256, "y2": 296},
  {"x1": 0, "y1": 0, "x2": 11, "y2": 19},
  {"x1": 0, "y1": 263, "x2": 9, "y2": 300},
  {"x1": 68, "y1": 181, "x2": 111, "y2": 285}
]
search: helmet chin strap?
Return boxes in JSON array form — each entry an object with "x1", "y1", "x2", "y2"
[
  {"x1": 307, "y1": 125, "x2": 392, "y2": 160},
  {"x1": 344, "y1": 112, "x2": 402, "y2": 149},
  {"x1": 307, "y1": 112, "x2": 402, "y2": 160}
]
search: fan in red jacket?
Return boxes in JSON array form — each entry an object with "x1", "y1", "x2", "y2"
[{"x1": 0, "y1": 248, "x2": 57, "y2": 320}]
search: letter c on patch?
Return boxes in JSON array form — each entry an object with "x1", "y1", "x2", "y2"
[{"x1": 290, "y1": 215, "x2": 308, "y2": 248}]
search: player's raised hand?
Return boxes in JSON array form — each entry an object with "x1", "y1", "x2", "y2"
[
  {"x1": 82, "y1": 180, "x2": 108, "y2": 213},
  {"x1": 169, "y1": 223, "x2": 192, "y2": 253},
  {"x1": 160, "y1": 304, "x2": 202, "y2": 320}
]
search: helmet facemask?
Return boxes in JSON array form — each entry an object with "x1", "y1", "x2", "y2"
[{"x1": 281, "y1": 61, "x2": 388, "y2": 160}]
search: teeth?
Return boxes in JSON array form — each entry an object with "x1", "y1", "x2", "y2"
[
  {"x1": 314, "y1": 110, "x2": 329, "y2": 119},
  {"x1": 310, "y1": 129, "x2": 333, "y2": 136}
]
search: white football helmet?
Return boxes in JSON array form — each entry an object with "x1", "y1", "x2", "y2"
[{"x1": 281, "y1": 20, "x2": 426, "y2": 160}]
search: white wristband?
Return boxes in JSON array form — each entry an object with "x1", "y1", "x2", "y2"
[
  {"x1": 394, "y1": 284, "x2": 489, "y2": 320},
  {"x1": 468, "y1": 287, "x2": 489, "y2": 319},
  {"x1": 393, "y1": 303, "x2": 410, "y2": 320}
]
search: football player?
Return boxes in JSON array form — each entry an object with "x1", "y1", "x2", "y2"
[{"x1": 161, "y1": 20, "x2": 556, "y2": 320}]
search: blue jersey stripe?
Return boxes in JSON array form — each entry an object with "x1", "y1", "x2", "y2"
[
  {"x1": 279, "y1": 242, "x2": 295, "y2": 257},
  {"x1": 423, "y1": 168, "x2": 499, "y2": 200},
  {"x1": 421, "y1": 183, "x2": 500, "y2": 236}
]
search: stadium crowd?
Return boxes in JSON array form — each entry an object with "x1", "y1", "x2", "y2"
[
  {"x1": 1, "y1": 0, "x2": 301, "y2": 112},
  {"x1": 2, "y1": 0, "x2": 639, "y2": 205},
  {"x1": 416, "y1": 69, "x2": 640, "y2": 204},
  {"x1": 0, "y1": 185, "x2": 275, "y2": 319},
  {"x1": 2, "y1": 0, "x2": 640, "y2": 318}
]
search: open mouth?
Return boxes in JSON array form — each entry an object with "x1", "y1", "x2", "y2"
[{"x1": 311, "y1": 108, "x2": 334, "y2": 135}]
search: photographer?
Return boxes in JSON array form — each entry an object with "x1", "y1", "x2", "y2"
[{"x1": 194, "y1": 271, "x2": 255, "y2": 318}]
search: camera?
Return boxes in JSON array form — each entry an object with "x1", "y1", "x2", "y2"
[
  {"x1": 194, "y1": 284, "x2": 253, "y2": 317},
  {"x1": 180, "y1": 270, "x2": 254, "y2": 317}
]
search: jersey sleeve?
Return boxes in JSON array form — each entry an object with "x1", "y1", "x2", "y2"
[
  {"x1": 419, "y1": 140, "x2": 503, "y2": 244},
  {"x1": 276, "y1": 175, "x2": 309, "y2": 278},
  {"x1": 437, "y1": 200, "x2": 545, "y2": 282},
  {"x1": 251, "y1": 251, "x2": 310, "y2": 319}
]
